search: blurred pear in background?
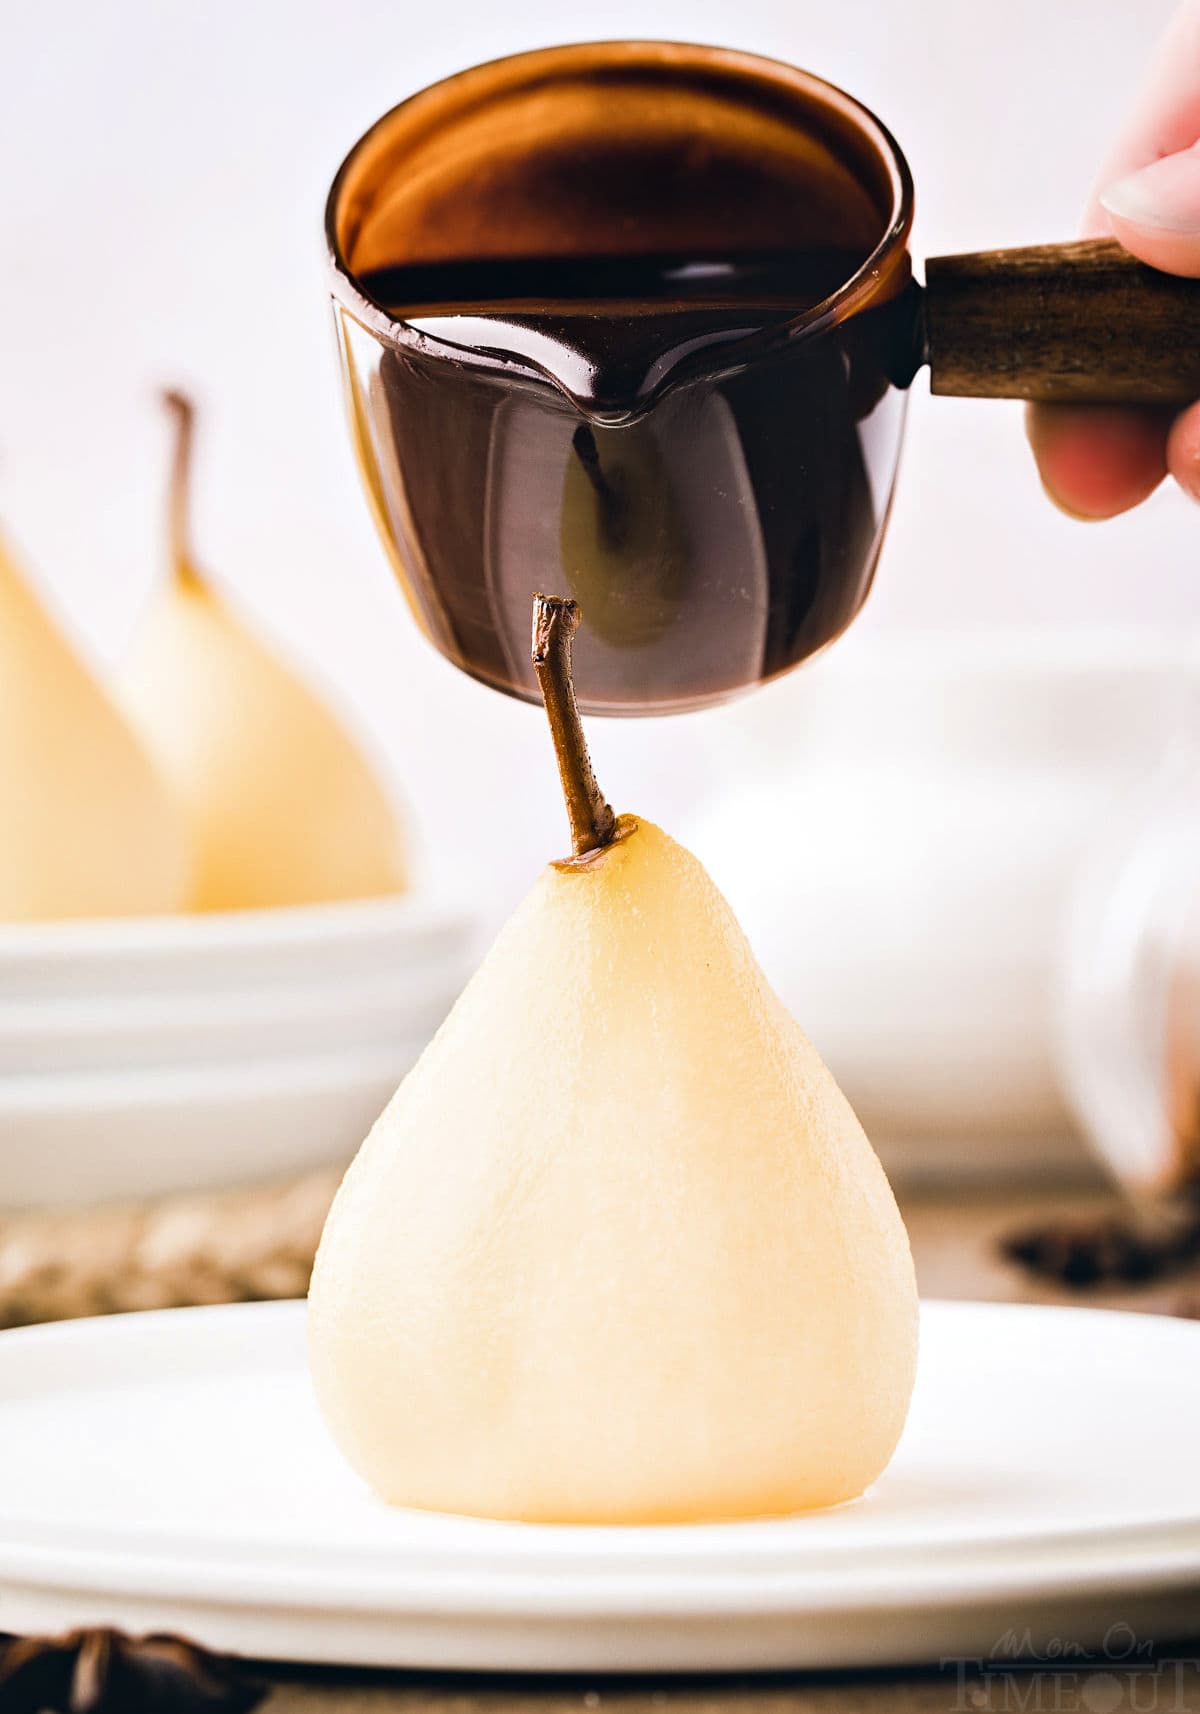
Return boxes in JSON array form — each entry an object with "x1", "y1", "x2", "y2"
[
  {"x1": 0, "y1": 522, "x2": 188, "y2": 921},
  {"x1": 120, "y1": 392, "x2": 409, "y2": 913}
]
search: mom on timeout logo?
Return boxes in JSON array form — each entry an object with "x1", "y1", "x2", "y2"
[{"x1": 942, "y1": 1623, "x2": 1200, "y2": 1712}]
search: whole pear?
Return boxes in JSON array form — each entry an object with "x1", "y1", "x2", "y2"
[
  {"x1": 120, "y1": 393, "x2": 408, "y2": 912},
  {"x1": 309, "y1": 597, "x2": 917, "y2": 1522},
  {"x1": 0, "y1": 527, "x2": 188, "y2": 919}
]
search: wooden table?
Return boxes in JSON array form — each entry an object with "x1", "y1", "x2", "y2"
[
  {"x1": 238, "y1": 1182, "x2": 1200, "y2": 1712},
  {"x1": 257, "y1": 1659, "x2": 1200, "y2": 1713}
]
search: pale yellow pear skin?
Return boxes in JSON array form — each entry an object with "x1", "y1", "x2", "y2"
[
  {"x1": 308, "y1": 818, "x2": 918, "y2": 1523},
  {"x1": 119, "y1": 391, "x2": 408, "y2": 913},
  {"x1": 121, "y1": 576, "x2": 409, "y2": 912},
  {"x1": 0, "y1": 530, "x2": 188, "y2": 920}
]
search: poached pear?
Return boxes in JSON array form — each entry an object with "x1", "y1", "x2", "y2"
[
  {"x1": 120, "y1": 392, "x2": 409, "y2": 912},
  {"x1": 0, "y1": 524, "x2": 188, "y2": 919},
  {"x1": 309, "y1": 596, "x2": 917, "y2": 1522}
]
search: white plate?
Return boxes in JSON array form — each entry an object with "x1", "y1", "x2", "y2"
[
  {"x1": 0, "y1": 894, "x2": 474, "y2": 1000},
  {"x1": 0, "y1": 1299, "x2": 1196, "y2": 1672}
]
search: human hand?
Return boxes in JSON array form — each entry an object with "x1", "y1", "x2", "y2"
[{"x1": 1027, "y1": 0, "x2": 1200, "y2": 517}]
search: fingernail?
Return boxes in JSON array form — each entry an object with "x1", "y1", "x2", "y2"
[{"x1": 1100, "y1": 148, "x2": 1200, "y2": 235}]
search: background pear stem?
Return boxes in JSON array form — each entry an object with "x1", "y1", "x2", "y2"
[
  {"x1": 163, "y1": 388, "x2": 201, "y2": 588},
  {"x1": 531, "y1": 596, "x2": 617, "y2": 858}
]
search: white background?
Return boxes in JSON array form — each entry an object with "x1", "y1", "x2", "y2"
[{"x1": 0, "y1": 0, "x2": 1193, "y2": 919}]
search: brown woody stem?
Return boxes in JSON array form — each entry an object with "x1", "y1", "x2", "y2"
[
  {"x1": 163, "y1": 388, "x2": 201, "y2": 587},
  {"x1": 531, "y1": 595, "x2": 617, "y2": 858}
]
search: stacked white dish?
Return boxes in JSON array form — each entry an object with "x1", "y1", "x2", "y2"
[{"x1": 0, "y1": 895, "x2": 476, "y2": 1209}]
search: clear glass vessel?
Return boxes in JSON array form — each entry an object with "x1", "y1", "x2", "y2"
[{"x1": 325, "y1": 42, "x2": 916, "y2": 716}]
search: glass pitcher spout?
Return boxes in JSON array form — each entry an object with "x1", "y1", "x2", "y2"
[{"x1": 350, "y1": 248, "x2": 921, "y2": 422}]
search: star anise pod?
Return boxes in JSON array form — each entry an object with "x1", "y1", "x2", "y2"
[
  {"x1": 0, "y1": 1626, "x2": 264, "y2": 1713},
  {"x1": 1000, "y1": 1207, "x2": 1200, "y2": 1288}
]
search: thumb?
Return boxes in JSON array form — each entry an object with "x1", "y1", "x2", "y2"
[{"x1": 1099, "y1": 141, "x2": 1200, "y2": 276}]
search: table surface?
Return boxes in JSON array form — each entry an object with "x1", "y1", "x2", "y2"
[
  {"x1": 258, "y1": 1663, "x2": 1200, "y2": 1714},
  {"x1": 237, "y1": 1182, "x2": 1200, "y2": 1713}
]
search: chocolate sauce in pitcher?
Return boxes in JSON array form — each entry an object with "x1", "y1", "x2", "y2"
[{"x1": 331, "y1": 47, "x2": 917, "y2": 713}]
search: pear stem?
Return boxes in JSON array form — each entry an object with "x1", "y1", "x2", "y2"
[
  {"x1": 163, "y1": 388, "x2": 201, "y2": 589},
  {"x1": 531, "y1": 595, "x2": 617, "y2": 858}
]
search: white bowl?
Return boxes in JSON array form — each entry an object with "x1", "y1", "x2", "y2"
[
  {"x1": 0, "y1": 970, "x2": 463, "y2": 1074},
  {"x1": 0, "y1": 891, "x2": 477, "y2": 1207},
  {"x1": 0, "y1": 893, "x2": 472, "y2": 1000},
  {"x1": 0, "y1": 1045, "x2": 417, "y2": 1209}
]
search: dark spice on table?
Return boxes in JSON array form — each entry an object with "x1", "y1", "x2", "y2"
[
  {"x1": 1000, "y1": 1204, "x2": 1200, "y2": 1288},
  {"x1": 0, "y1": 1626, "x2": 264, "y2": 1713}
]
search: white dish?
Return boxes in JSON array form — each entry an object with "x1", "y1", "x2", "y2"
[
  {"x1": 0, "y1": 972, "x2": 461, "y2": 1075},
  {"x1": 0, "y1": 1298, "x2": 1195, "y2": 1672},
  {"x1": 0, "y1": 891, "x2": 475, "y2": 1205},
  {"x1": 0, "y1": 1047, "x2": 408, "y2": 1208},
  {"x1": 0, "y1": 893, "x2": 473, "y2": 1000}
]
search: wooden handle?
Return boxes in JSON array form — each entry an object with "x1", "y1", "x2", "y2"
[{"x1": 923, "y1": 237, "x2": 1200, "y2": 404}]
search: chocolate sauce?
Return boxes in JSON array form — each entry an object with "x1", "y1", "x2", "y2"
[{"x1": 357, "y1": 249, "x2": 880, "y2": 414}]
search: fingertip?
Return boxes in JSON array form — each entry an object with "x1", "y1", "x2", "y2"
[
  {"x1": 1026, "y1": 404, "x2": 1170, "y2": 519},
  {"x1": 1105, "y1": 211, "x2": 1200, "y2": 278},
  {"x1": 1099, "y1": 150, "x2": 1200, "y2": 276}
]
